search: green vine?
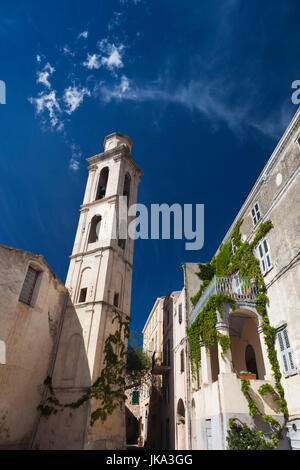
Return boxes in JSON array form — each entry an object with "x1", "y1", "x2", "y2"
[
  {"x1": 188, "y1": 294, "x2": 235, "y2": 378},
  {"x1": 38, "y1": 310, "x2": 130, "y2": 426},
  {"x1": 188, "y1": 219, "x2": 289, "y2": 448}
]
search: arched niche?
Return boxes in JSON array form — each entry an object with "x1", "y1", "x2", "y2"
[{"x1": 96, "y1": 167, "x2": 109, "y2": 200}]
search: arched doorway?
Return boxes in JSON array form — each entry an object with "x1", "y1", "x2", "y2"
[
  {"x1": 245, "y1": 344, "x2": 258, "y2": 376},
  {"x1": 229, "y1": 309, "x2": 265, "y2": 379},
  {"x1": 176, "y1": 399, "x2": 186, "y2": 450}
]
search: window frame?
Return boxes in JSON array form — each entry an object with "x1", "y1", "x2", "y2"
[
  {"x1": 19, "y1": 266, "x2": 41, "y2": 307},
  {"x1": 277, "y1": 326, "x2": 297, "y2": 377},
  {"x1": 257, "y1": 237, "x2": 272, "y2": 275},
  {"x1": 251, "y1": 202, "x2": 261, "y2": 226}
]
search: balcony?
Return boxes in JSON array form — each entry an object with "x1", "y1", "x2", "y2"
[
  {"x1": 189, "y1": 274, "x2": 258, "y2": 326},
  {"x1": 151, "y1": 352, "x2": 171, "y2": 375}
]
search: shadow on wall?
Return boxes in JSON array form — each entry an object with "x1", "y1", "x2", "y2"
[
  {"x1": 125, "y1": 406, "x2": 139, "y2": 445},
  {"x1": 32, "y1": 298, "x2": 92, "y2": 450}
]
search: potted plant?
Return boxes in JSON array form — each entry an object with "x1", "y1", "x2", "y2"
[
  {"x1": 240, "y1": 370, "x2": 256, "y2": 380},
  {"x1": 137, "y1": 436, "x2": 143, "y2": 447}
]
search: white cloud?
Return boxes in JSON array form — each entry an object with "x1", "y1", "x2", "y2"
[
  {"x1": 82, "y1": 53, "x2": 101, "y2": 70},
  {"x1": 69, "y1": 143, "x2": 82, "y2": 171},
  {"x1": 98, "y1": 39, "x2": 124, "y2": 72},
  {"x1": 36, "y1": 62, "x2": 55, "y2": 89},
  {"x1": 63, "y1": 85, "x2": 91, "y2": 114},
  {"x1": 108, "y1": 11, "x2": 123, "y2": 31},
  {"x1": 97, "y1": 75, "x2": 130, "y2": 102},
  {"x1": 78, "y1": 30, "x2": 88, "y2": 39},
  {"x1": 29, "y1": 90, "x2": 62, "y2": 129},
  {"x1": 62, "y1": 45, "x2": 75, "y2": 57}
]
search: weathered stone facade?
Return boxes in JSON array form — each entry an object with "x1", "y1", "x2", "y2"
[{"x1": 0, "y1": 245, "x2": 67, "y2": 449}]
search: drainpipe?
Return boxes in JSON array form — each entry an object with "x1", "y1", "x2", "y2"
[{"x1": 183, "y1": 264, "x2": 192, "y2": 450}]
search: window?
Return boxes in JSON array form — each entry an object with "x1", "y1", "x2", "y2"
[
  {"x1": 154, "y1": 332, "x2": 157, "y2": 353},
  {"x1": 132, "y1": 390, "x2": 139, "y2": 405},
  {"x1": 19, "y1": 266, "x2": 39, "y2": 306},
  {"x1": 123, "y1": 173, "x2": 131, "y2": 206},
  {"x1": 277, "y1": 327, "x2": 297, "y2": 377},
  {"x1": 88, "y1": 216, "x2": 102, "y2": 243},
  {"x1": 113, "y1": 292, "x2": 119, "y2": 307},
  {"x1": 96, "y1": 167, "x2": 109, "y2": 200},
  {"x1": 258, "y1": 238, "x2": 272, "y2": 274},
  {"x1": 118, "y1": 238, "x2": 126, "y2": 250},
  {"x1": 79, "y1": 287, "x2": 87, "y2": 303},
  {"x1": 178, "y1": 303, "x2": 182, "y2": 324},
  {"x1": 205, "y1": 419, "x2": 212, "y2": 450},
  {"x1": 180, "y1": 349, "x2": 185, "y2": 372},
  {"x1": 251, "y1": 202, "x2": 261, "y2": 226},
  {"x1": 231, "y1": 239, "x2": 237, "y2": 254}
]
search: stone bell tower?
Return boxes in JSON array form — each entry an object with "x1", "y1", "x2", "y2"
[{"x1": 34, "y1": 133, "x2": 143, "y2": 450}]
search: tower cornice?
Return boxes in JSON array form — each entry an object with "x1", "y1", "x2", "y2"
[{"x1": 86, "y1": 144, "x2": 143, "y2": 177}]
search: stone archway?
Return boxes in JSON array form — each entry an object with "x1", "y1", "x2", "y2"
[
  {"x1": 228, "y1": 308, "x2": 265, "y2": 379},
  {"x1": 176, "y1": 399, "x2": 186, "y2": 450}
]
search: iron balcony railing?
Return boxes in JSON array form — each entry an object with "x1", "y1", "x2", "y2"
[{"x1": 189, "y1": 274, "x2": 258, "y2": 326}]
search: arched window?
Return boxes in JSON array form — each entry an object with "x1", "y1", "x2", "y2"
[
  {"x1": 245, "y1": 344, "x2": 258, "y2": 377},
  {"x1": 88, "y1": 216, "x2": 102, "y2": 243},
  {"x1": 96, "y1": 167, "x2": 109, "y2": 200},
  {"x1": 123, "y1": 173, "x2": 131, "y2": 205}
]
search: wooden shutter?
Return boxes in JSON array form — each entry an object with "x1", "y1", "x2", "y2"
[
  {"x1": 19, "y1": 266, "x2": 39, "y2": 305},
  {"x1": 277, "y1": 328, "x2": 297, "y2": 376}
]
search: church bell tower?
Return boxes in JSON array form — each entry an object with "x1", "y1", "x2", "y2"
[{"x1": 34, "y1": 133, "x2": 143, "y2": 450}]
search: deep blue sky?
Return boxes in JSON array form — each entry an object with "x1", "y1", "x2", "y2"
[{"x1": 0, "y1": 0, "x2": 299, "y2": 335}]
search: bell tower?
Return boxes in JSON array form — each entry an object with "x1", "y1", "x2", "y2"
[{"x1": 34, "y1": 133, "x2": 143, "y2": 450}]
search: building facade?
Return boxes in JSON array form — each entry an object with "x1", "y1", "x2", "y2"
[
  {"x1": 188, "y1": 106, "x2": 300, "y2": 450},
  {"x1": 0, "y1": 245, "x2": 67, "y2": 449},
  {"x1": 140, "y1": 296, "x2": 164, "y2": 448}
]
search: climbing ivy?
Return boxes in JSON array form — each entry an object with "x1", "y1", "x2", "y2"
[
  {"x1": 188, "y1": 294, "x2": 235, "y2": 377},
  {"x1": 38, "y1": 310, "x2": 133, "y2": 426},
  {"x1": 188, "y1": 219, "x2": 289, "y2": 449}
]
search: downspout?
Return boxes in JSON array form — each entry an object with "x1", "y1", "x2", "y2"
[{"x1": 183, "y1": 263, "x2": 192, "y2": 450}]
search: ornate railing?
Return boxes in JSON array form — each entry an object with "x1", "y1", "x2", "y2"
[{"x1": 189, "y1": 274, "x2": 258, "y2": 326}]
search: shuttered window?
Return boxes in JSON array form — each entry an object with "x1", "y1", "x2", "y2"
[
  {"x1": 205, "y1": 419, "x2": 213, "y2": 450},
  {"x1": 19, "y1": 266, "x2": 39, "y2": 306},
  {"x1": 277, "y1": 327, "x2": 297, "y2": 377},
  {"x1": 258, "y1": 239, "x2": 272, "y2": 274},
  {"x1": 251, "y1": 203, "x2": 261, "y2": 226}
]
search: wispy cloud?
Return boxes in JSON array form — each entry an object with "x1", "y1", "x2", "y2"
[
  {"x1": 63, "y1": 85, "x2": 91, "y2": 114},
  {"x1": 78, "y1": 30, "x2": 88, "y2": 39},
  {"x1": 98, "y1": 39, "x2": 125, "y2": 73},
  {"x1": 36, "y1": 62, "x2": 55, "y2": 89},
  {"x1": 108, "y1": 11, "x2": 123, "y2": 31},
  {"x1": 29, "y1": 90, "x2": 62, "y2": 130},
  {"x1": 82, "y1": 53, "x2": 101, "y2": 70}
]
